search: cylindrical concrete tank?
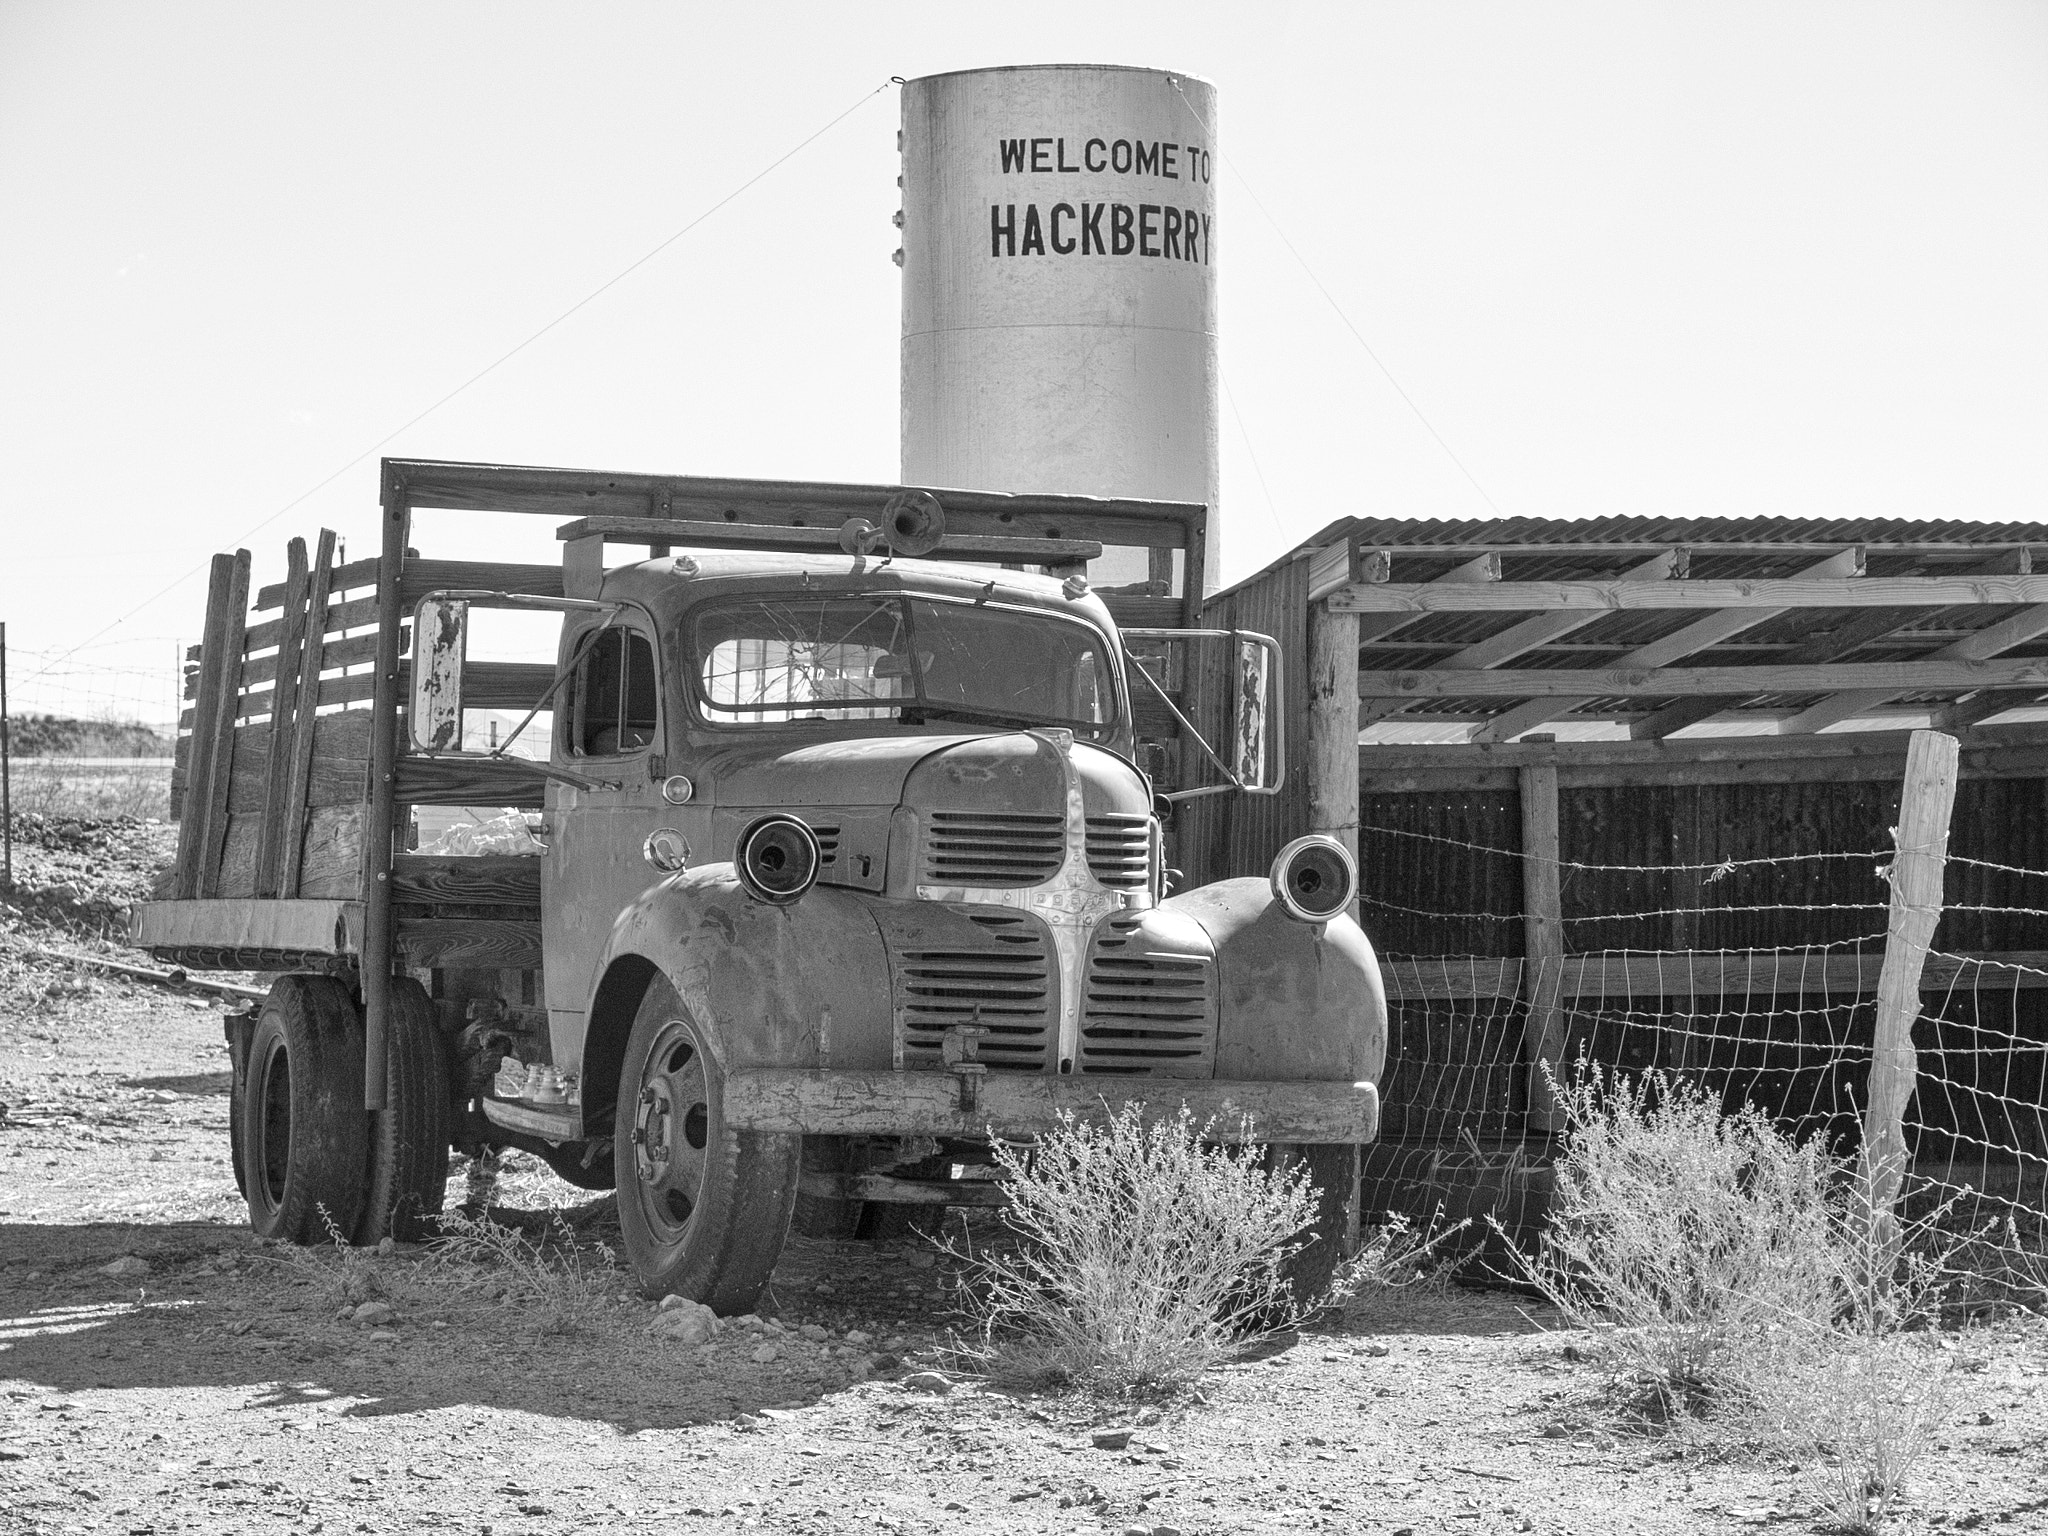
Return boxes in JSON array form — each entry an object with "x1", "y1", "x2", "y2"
[{"x1": 899, "y1": 65, "x2": 1220, "y2": 587}]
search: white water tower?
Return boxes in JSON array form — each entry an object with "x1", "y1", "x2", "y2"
[{"x1": 898, "y1": 64, "x2": 1220, "y2": 587}]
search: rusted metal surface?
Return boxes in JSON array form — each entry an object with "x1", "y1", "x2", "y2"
[{"x1": 724, "y1": 1067, "x2": 1379, "y2": 1144}]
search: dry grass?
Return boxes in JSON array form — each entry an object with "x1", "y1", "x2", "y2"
[
  {"x1": 1515, "y1": 1070, "x2": 1966, "y2": 1531},
  {"x1": 5, "y1": 760, "x2": 171, "y2": 821},
  {"x1": 946, "y1": 1105, "x2": 1324, "y2": 1399},
  {"x1": 1515, "y1": 1069, "x2": 1843, "y2": 1418},
  {"x1": 1336, "y1": 1210, "x2": 1471, "y2": 1298},
  {"x1": 268, "y1": 1203, "x2": 622, "y2": 1337}
]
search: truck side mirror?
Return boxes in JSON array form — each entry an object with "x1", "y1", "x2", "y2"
[
  {"x1": 1122, "y1": 627, "x2": 1284, "y2": 799},
  {"x1": 411, "y1": 597, "x2": 468, "y2": 752},
  {"x1": 1233, "y1": 635, "x2": 1274, "y2": 791}
]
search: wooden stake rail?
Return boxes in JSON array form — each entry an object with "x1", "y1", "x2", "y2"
[{"x1": 558, "y1": 514, "x2": 1105, "y2": 566}]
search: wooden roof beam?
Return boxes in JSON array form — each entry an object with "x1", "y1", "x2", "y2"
[
  {"x1": 1351, "y1": 550, "x2": 1501, "y2": 647},
  {"x1": 1358, "y1": 549, "x2": 1685, "y2": 728},
  {"x1": 1359, "y1": 656, "x2": 2048, "y2": 700},
  {"x1": 1471, "y1": 548, "x2": 1864, "y2": 744},
  {"x1": 1632, "y1": 546, "x2": 2032, "y2": 739},
  {"x1": 1330, "y1": 572, "x2": 2048, "y2": 614},
  {"x1": 1779, "y1": 601, "x2": 2048, "y2": 734}
]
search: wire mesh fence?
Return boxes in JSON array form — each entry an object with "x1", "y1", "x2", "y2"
[{"x1": 1356, "y1": 785, "x2": 2048, "y2": 1295}]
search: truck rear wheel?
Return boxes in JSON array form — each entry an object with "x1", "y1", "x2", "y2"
[
  {"x1": 614, "y1": 976, "x2": 799, "y2": 1312},
  {"x1": 354, "y1": 976, "x2": 453, "y2": 1245},
  {"x1": 239, "y1": 974, "x2": 369, "y2": 1244}
]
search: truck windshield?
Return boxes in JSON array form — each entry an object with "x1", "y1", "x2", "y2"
[{"x1": 691, "y1": 593, "x2": 1116, "y2": 736}]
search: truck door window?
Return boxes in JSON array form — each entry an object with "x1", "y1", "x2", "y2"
[{"x1": 567, "y1": 627, "x2": 658, "y2": 756}]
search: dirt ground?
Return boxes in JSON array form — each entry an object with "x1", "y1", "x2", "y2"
[{"x1": 3, "y1": 824, "x2": 2047, "y2": 1535}]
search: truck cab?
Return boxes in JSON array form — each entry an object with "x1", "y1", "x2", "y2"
[{"x1": 134, "y1": 459, "x2": 1385, "y2": 1310}]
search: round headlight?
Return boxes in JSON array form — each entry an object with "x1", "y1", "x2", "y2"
[
  {"x1": 1270, "y1": 834, "x2": 1357, "y2": 923},
  {"x1": 734, "y1": 814, "x2": 822, "y2": 905}
]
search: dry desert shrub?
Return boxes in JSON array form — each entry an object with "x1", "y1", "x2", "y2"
[
  {"x1": 950, "y1": 1105, "x2": 1324, "y2": 1397},
  {"x1": 1518, "y1": 1069, "x2": 1842, "y2": 1417},
  {"x1": 1518, "y1": 1070, "x2": 1962, "y2": 1531}
]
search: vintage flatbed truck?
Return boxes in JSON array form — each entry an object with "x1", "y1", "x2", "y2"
[{"x1": 132, "y1": 458, "x2": 1385, "y2": 1309}]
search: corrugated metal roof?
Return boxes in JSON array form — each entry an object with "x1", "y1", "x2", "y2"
[{"x1": 1339, "y1": 514, "x2": 2048, "y2": 548}]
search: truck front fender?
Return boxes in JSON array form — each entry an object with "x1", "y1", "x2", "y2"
[
  {"x1": 576, "y1": 864, "x2": 893, "y2": 1137},
  {"x1": 1164, "y1": 877, "x2": 1387, "y2": 1089}
]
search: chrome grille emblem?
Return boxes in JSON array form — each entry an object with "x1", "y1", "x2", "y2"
[{"x1": 914, "y1": 730, "x2": 1139, "y2": 1071}]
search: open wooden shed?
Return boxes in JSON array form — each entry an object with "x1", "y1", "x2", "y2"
[{"x1": 1176, "y1": 515, "x2": 2048, "y2": 1244}]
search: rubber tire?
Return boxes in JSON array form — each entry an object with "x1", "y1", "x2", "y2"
[
  {"x1": 239, "y1": 974, "x2": 369, "y2": 1244},
  {"x1": 856, "y1": 1201, "x2": 943, "y2": 1241},
  {"x1": 793, "y1": 1136, "x2": 862, "y2": 1239},
  {"x1": 853, "y1": 1153, "x2": 950, "y2": 1240},
  {"x1": 226, "y1": 1016, "x2": 252, "y2": 1201},
  {"x1": 354, "y1": 976, "x2": 454, "y2": 1245},
  {"x1": 1271, "y1": 1142, "x2": 1360, "y2": 1307},
  {"x1": 537, "y1": 1140, "x2": 617, "y2": 1192},
  {"x1": 613, "y1": 975, "x2": 800, "y2": 1312}
]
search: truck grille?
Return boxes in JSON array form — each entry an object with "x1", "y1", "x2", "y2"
[
  {"x1": 1085, "y1": 815, "x2": 1151, "y2": 889},
  {"x1": 921, "y1": 812, "x2": 1064, "y2": 888},
  {"x1": 1077, "y1": 914, "x2": 1216, "y2": 1076},
  {"x1": 896, "y1": 909, "x2": 1053, "y2": 1071}
]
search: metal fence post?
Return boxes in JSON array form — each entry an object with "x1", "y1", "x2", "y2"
[{"x1": 1862, "y1": 728, "x2": 1960, "y2": 1261}]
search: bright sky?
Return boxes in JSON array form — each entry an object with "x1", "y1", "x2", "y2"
[{"x1": 3, "y1": 2, "x2": 2044, "y2": 729}]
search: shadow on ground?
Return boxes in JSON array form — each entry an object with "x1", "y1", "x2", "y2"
[{"x1": 1, "y1": 1217, "x2": 953, "y2": 1431}]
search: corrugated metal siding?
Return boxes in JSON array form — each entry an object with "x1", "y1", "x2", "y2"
[
  {"x1": 1358, "y1": 790, "x2": 1522, "y2": 956},
  {"x1": 1175, "y1": 554, "x2": 1310, "y2": 887}
]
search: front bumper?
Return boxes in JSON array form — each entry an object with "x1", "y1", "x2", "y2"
[{"x1": 723, "y1": 1068, "x2": 1379, "y2": 1144}]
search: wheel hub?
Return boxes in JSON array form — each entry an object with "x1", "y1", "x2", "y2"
[
  {"x1": 634, "y1": 1081, "x2": 675, "y2": 1183},
  {"x1": 630, "y1": 1019, "x2": 711, "y2": 1240}
]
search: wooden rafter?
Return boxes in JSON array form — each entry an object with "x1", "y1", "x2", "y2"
[
  {"x1": 1358, "y1": 550, "x2": 1683, "y2": 729},
  {"x1": 1359, "y1": 657, "x2": 2048, "y2": 700},
  {"x1": 1632, "y1": 547, "x2": 2033, "y2": 739},
  {"x1": 1470, "y1": 548, "x2": 1865, "y2": 744},
  {"x1": 1330, "y1": 573, "x2": 2048, "y2": 614},
  {"x1": 1779, "y1": 602, "x2": 2048, "y2": 734}
]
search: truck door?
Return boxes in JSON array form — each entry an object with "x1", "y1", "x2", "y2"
[{"x1": 542, "y1": 618, "x2": 666, "y2": 1075}]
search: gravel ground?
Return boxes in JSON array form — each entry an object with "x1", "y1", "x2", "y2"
[{"x1": 2, "y1": 817, "x2": 2045, "y2": 1535}]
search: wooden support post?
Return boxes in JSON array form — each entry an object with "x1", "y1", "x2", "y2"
[
  {"x1": 173, "y1": 555, "x2": 235, "y2": 897},
  {"x1": 1861, "y1": 728, "x2": 1960, "y2": 1258},
  {"x1": 1307, "y1": 598, "x2": 1362, "y2": 923},
  {"x1": 189, "y1": 552, "x2": 251, "y2": 900},
  {"x1": 278, "y1": 530, "x2": 337, "y2": 898},
  {"x1": 1519, "y1": 761, "x2": 1567, "y2": 1133},
  {"x1": 361, "y1": 482, "x2": 410, "y2": 1113},
  {"x1": 254, "y1": 537, "x2": 310, "y2": 898}
]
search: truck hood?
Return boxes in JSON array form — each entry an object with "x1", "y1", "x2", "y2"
[{"x1": 697, "y1": 731, "x2": 1150, "y2": 819}]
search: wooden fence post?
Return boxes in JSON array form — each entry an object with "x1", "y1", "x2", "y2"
[
  {"x1": 1307, "y1": 598, "x2": 1361, "y2": 923},
  {"x1": 1862, "y1": 728, "x2": 1960, "y2": 1257},
  {"x1": 1520, "y1": 760, "x2": 1567, "y2": 1134}
]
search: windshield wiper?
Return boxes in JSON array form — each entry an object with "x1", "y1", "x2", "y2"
[{"x1": 899, "y1": 703, "x2": 1072, "y2": 732}]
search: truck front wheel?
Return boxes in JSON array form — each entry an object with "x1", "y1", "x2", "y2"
[{"x1": 614, "y1": 977, "x2": 799, "y2": 1312}]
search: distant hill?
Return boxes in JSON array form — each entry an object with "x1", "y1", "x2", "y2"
[{"x1": 6, "y1": 715, "x2": 175, "y2": 757}]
